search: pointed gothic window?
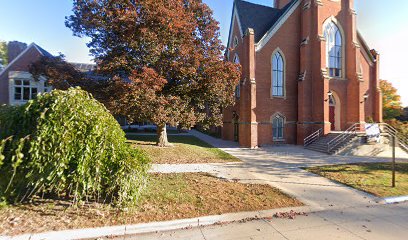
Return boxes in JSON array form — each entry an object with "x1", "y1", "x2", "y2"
[
  {"x1": 272, "y1": 114, "x2": 285, "y2": 140},
  {"x1": 324, "y1": 21, "x2": 342, "y2": 78},
  {"x1": 272, "y1": 51, "x2": 284, "y2": 97},
  {"x1": 233, "y1": 36, "x2": 239, "y2": 48},
  {"x1": 234, "y1": 54, "x2": 240, "y2": 98},
  {"x1": 233, "y1": 54, "x2": 240, "y2": 64}
]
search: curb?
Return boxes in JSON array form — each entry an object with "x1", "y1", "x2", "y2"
[
  {"x1": 1, "y1": 206, "x2": 311, "y2": 240},
  {"x1": 383, "y1": 195, "x2": 408, "y2": 204}
]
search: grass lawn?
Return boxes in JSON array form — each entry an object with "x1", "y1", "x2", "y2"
[
  {"x1": 124, "y1": 128, "x2": 184, "y2": 134},
  {"x1": 127, "y1": 135, "x2": 239, "y2": 164},
  {"x1": 0, "y1": 173, "x2": 302, "y2": 236},
  {"x1": 307, "y1": 162, "x2": 408, "y2": 197}
]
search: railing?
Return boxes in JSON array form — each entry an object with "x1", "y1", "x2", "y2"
[
  {"x1": 304, "y1": 128, "x2": 323, "y2": 147},
  {"x1": 378, "y1": 123, "x2": 408, "y2": 154},
  {"x1": 304, "y1": 122, "x2": 408, "y2": 154},
  {"x1": 326, "y1": 122, "x2": 408, "y2": 154},
  {"x1": 327, "y1": 123, "x2": 364, "y2": 153}
]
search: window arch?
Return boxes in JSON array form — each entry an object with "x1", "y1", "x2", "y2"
[
  {"x1": 233, "y1": 54, "x2": 240, "y2": 64},
  {"x1": 233, "y1": 54, "x2": 240, "y2": 98},
  {"x1": 329, "y1": 94, "x2": 336, "y2": 106},
  {"x1": 272, "y1": 51, "x2": 284, "y2": 97},
  {"x1": 272, "y1": 114, "x2": 285, "y2": 140},
  {"x1": 233, "y1": 36, "x2": 239, "y2": 48},
  {"x1": 324, "y1": 21, "x2": 342, "y2": 78}
]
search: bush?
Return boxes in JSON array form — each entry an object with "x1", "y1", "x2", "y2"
[{"x1": 0, "y1": 88, "x2": 150, "y2": 206}]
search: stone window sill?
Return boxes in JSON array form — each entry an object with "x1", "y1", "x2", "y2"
[{"x1": 329, "y1": 77, "x2": 347, "y2": 81}]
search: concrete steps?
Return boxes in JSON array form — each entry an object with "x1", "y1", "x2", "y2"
[{"x1": 305, "y1": 133, "x2": 357, "y2": 154}]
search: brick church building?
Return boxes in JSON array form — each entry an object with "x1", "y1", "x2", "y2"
[{"x1": 222, "y1": 0, "x2": 383, "y2": 148}]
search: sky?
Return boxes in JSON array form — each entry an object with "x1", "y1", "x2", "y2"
[{"x1": 0, "y1": 0, "x2": 407, "y2": 106}]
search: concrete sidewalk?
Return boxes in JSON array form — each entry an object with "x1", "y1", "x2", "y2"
[{"x1": 109, "y1": 202, "x2": 408, "y2": 240}]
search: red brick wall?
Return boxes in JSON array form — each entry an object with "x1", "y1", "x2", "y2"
[
  {"x1": 222, "y1": 14, "x2": 243, "y2": 142},
  {"x1": 7, "y1": 41, "x2": 28, "y2": 63},
  {"x1": 360, "y1": 50, "x2": 374, "y2": 121},
  {"x1": 276, "y1": 0, "x2": 293, "y2": 9},
  {"x1": 255, "y1": 7, "x2": 301, "y2": 145}
]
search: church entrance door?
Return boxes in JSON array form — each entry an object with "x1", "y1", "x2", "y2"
[
  {"x1": 329, "y1": 106, "x2": 335, "y2": 131},
  {"x1": 328, "y1": 91, "x2": 340, "y2": 131}
]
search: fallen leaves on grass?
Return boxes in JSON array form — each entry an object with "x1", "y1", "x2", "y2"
[{"x1": 0, "y1": 173, "x2": 302, "y2": 236}]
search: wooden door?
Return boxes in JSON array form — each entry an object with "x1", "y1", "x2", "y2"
[{"x1": 329, "y1": 106, "x2": 335, "y2": 131}]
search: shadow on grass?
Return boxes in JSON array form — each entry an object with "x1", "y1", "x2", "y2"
[{"x1": 126, "y1": 135, "x2": 216, "y2": 148}]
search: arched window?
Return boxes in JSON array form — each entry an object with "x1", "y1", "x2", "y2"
[
  {"x1": 233, "y1": 54, "x2": 240, "y2": 64},
  {"x1": 272, "y1": 51, "x2": 284, "y2": 97},
  {"x1": 234, "y1": 54, "x2": 240, "y2": 98},
  {"x1": 233, "y1": 36, "x2": 239, "y2": 48},
  {"x1": 329, "y1": 94, "x2": 336, "y2": 106},
  {"x1": 272, "y1": 114, "x2": 285, "y2": 140},
  {"x1": 324, "y1": 21, "x2": 342, "y2": 78}
]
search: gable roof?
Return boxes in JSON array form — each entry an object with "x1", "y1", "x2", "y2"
[
  {"x1": 357, "y1": 31, "x2": 376, "y2": 63},
  {"x1": 0, "y1": 43, "x2": 54, "y2": 78},
  {"x1": 70, "y1": 62, "x2": 96, "y2": 73},
  {"x1": 34, "y1": 44, "x2": 54, "y2": 58},
  {"x1": 234, "y1": 0, "x2": 296, "y2": 42}
]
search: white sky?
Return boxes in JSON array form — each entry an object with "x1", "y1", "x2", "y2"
[{"x1": 356, "y1": 0, "x2": 408, "y2": 106}]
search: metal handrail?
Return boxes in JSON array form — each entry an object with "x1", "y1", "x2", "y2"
[
  {"x1": 304, "y1": 128, "x2": 323, "y2": 147},
  {"x1": 326, "y1": 122, "x2": 408, "y2": 154},
  {"x1": 378, "y1": 123, "x2": 408, "y2": 153},
  {"x1": 327, "y1": 123, "x2": 363, "y2": 153}
]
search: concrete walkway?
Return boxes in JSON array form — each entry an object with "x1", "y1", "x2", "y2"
[{"x1": 133, "y1": 130, "x2": 408, "y2": 239}]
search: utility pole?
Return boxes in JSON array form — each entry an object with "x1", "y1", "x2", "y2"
[{"x1": 392, "y1": 135, "x2": 396, "y2": 188}]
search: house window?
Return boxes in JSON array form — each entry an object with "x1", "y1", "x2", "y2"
[
  {"x1": 272, "y1": 51, "x2": 284, "y2": 97},
  {"x1": 272, "y1": 114, "x2": 285, "y2": 140},
  {"x1": 324, "y1": 21, "x2": 342, "y2": 78},
  {"x1": 14, "y1": 79, "x2": 38, "y2": 101}
]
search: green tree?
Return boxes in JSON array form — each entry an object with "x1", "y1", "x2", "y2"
[
  {"x1": 0, "y1": 41, "x2": 7, "y2": 68},
  {"x1": 380, "y1": 80, "x2": 403, "y2": 120},
  {"x1": 65, "y1": 0, "x2": 241, "y2": 147}
]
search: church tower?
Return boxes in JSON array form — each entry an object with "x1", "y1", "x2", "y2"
[{"x1": 297, "y1": 0, "x2": 381, "y2": 144}]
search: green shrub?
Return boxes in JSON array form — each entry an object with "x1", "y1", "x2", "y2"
[{"x1": 0, "y1": 88, "x2": 150, "y2": 206}]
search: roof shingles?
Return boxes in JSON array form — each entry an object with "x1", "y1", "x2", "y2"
[{"x1": 234, "y1": 0, "x2": 296, "y2": 42}]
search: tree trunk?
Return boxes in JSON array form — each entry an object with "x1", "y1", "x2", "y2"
[{"x1": 157, "y1": 124, "x2": 173, "y2": 147}]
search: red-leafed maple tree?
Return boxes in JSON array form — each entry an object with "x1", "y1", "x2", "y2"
[{"x1": 65, "y1": 0, "x2": 241, "y2": 147}]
